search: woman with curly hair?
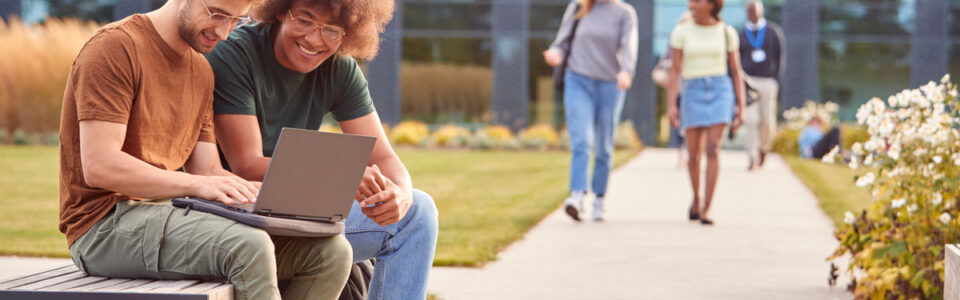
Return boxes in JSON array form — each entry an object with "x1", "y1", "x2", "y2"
[{"x1": 206, "y1": 0, "x2": 440, "y2": 298}]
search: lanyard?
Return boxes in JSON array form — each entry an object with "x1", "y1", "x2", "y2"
[{"x1": 745, "y1": 26, "x2": 765, "y2": 50}]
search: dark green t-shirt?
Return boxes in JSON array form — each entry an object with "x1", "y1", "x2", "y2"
[{"x1": 206, "y1": 23, "x2": 375, "y2": 157}]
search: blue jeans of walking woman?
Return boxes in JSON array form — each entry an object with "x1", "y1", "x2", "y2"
[{"x1": 564, "y1": 70, "x2": 625, "y2": 196}]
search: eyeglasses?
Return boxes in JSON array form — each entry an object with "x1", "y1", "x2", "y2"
[
  {"x1": 199, "y1": 0, "x2": 252, "y2": 28},
  {"x1": 287, "y1": 10, "x2": 345, "y2": 44}
]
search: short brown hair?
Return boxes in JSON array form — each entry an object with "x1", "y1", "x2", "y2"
[{"x1": 252, "y1": 0, "x2": 394, "y2": 60}]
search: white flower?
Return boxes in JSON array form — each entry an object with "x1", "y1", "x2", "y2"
[
  {"x1": 851, "y1": 143, "x2": 863, "y2": 156},
  {"x1": 849, "y1": 158, "x2": 860, "y2": 170},
  {"x1": 844, "y1": 211, "x2": 856, "y2": 225},
  {"x1": 941, "y1": 74, "x2": 951, "y2": 84},
  {"x1": 856, "y1": 172, "x2": 875, "y2": 187},
  {"x1": 908, "y1": 203, "x2": 918, "y2": 213},
  {"x1": 941, "y1": 212, "x2": 952, "y2": 224},
  {"x1": 822, "y1": 146, "x2": 840, "y2": 164},
  {"x1": 864, "y1": 154, "x2": 874, "y2": 166},
  {"x1": 933, "y1": 156, "x2": 943, "y2": 164},
  {"x1": 953, "y1": 153, "x2": 960, "y2": 166},
  {"x1": 892, "y1": 198, "x2": 907, "y2": 209},
  {"x1": 932, "y1": 193, "x2": 943, "y2": 206},
  {"x1": 888, "y1": 143, "x2": 901, "y2": 160}
]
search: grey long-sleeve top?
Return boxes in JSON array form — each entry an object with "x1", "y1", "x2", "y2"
[{"x1": 549, "y1": 0, "x2": 639, "y2": 81}]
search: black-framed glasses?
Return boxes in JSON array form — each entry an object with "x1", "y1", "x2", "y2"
[
  {"x1": 288, "y1": 10, "x2": 345, "y2": 44},
  {"x1": 199, "y1": 0, "x2": 252, "y2": 28}
]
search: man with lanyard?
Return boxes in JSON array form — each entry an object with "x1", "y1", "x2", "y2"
[{"x1": 738, "y1": 0, "x2": 785, "y2": 171}]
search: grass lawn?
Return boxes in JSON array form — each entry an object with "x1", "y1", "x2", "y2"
[
  {"x1": 0, "y1": 146, "x2": 637, "y2": 267},
  {"x1": 781, "y1": 155, "x2": 873, "y2": 228}
]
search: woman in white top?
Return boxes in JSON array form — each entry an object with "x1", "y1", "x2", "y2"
[{"x1": 667, "y1": 0, "x2": 745, "y2": 225}]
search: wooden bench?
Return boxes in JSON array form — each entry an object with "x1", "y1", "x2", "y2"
[
  {"x1": 947, "y1": 245, "x2": 960, "y2": 300},
  {"x1": 0, "y1": 264, "x2": 233, "y2": 300}
]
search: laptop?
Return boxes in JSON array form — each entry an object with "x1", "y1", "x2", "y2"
[{"x1": 174, "y1": 127, "x2": 376, "y2": 223}]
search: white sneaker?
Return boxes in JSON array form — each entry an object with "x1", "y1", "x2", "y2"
[
  {"x1": 563, "y1": 191, "x2": 585, "y2": 221},
  {"x1": 593, "y1": 197, "x2": 605, "y2": 221}
]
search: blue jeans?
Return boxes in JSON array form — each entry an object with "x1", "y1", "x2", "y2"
[
  {"x1": 563, "y1": 71, "x2": 625, "y2": 196},
  {"x1": 345, "y1": 189, "x2": 439, "y2": 300}
]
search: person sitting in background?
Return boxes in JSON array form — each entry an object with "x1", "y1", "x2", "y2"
[{"x1": 798, "y1": 116, "x2": 840, "y2": 159}]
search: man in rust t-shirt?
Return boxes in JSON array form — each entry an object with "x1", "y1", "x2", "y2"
[{"x1": 57, "y1": 1, "x2": 351, "y2": 299}]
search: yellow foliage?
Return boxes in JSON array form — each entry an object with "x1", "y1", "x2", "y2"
[
  {"x1": 0, "y1": 18, "x2": 100, "y2": 134},
  {"x1": 432, "y1": 124, "x2": 472, "y2": 147},
  {"x1": 483, "y1": 125, "x2": 514, "y2": 142},
  {"x1": 389, "y1": 120, "x2": 430, "y2": 146},
  {"x1": 614, "y1": 121, "x2": 643, "y2": 150},
  {"x1": 318, "y1": 124, "x2": 342, "y2": 133},
  {"x1": 518, "y1": 124, "x2": 559, "y2": 144}
]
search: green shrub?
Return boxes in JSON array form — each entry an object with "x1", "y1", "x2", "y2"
[
  {"x1": 840, "y1": 123, "x2": 870, "y2": 150},
  {"x1": 770, "y1": 127, "x2": 800, "y2": 155}
]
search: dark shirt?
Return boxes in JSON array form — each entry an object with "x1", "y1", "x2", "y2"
[
  {"x1": 205, "y1": 23, "x2": 375, "y2": 158},
  {"x1": 738, "y1": 21, "x2": 784, "y2": 80}
]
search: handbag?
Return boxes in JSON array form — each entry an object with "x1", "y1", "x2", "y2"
[{"x1": 553, "y1": 4, "x2": 581, "y2": 91}]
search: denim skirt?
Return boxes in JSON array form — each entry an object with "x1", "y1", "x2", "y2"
[{"x1": 681, "y1": 75, "x2": 734, "y2": 130}]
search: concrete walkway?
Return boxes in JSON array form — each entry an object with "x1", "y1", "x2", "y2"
[{"x1": 427, "y1": 149, "x2": 851, "y2": 299}]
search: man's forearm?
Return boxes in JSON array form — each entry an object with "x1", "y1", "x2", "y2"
[
  {"x1": 84, "y1": 150, "x2": 197, "y2": 200},
  {"x1": 232, "y1": 156, "x2": 271, "y2": 182},
  {"x1": 376, "y1": 156, "x2": 413, "y2": 196}
]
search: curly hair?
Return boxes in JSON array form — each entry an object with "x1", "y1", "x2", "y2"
[{"x1": 252, "y1": 0, "x2": 394, "y2": 60}]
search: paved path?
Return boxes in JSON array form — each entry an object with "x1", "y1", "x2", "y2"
[{"x1": 427, "y1": 149, "x2": 851, "y2": 299}]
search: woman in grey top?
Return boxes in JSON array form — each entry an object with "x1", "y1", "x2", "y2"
[{"x1": 543, "y1": 0, "x2": 638, "y2": 222}]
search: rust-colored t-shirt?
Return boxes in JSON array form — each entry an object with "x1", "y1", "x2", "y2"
[{"x1": 59, "y1": 14, "x2": 216, "y2": 246}]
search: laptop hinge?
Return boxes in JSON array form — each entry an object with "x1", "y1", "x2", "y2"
[{"x1": 331, "y1": 214, "x2": 344, "y2": 222}]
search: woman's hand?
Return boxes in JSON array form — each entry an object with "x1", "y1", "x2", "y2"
[
  {"x1": 732, "y1": 105, "x2": 744, "y2": 131},
  {"x1": 668, "y1": 105, "x2": 680, "y2": 129},
  {"x1": 543, "y1": 49, "x2": 563, "y2": 67},
  {"x1": 617, "y1": 71, "x2": 632, "y2": 90}
]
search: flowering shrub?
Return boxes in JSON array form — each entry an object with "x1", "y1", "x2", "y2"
[
  {"x1": 825, "y1": 75, "x2": 960, "y2": 299},
  {"x1": 483, "y1": 125, "x2": 514, "y2": 142},
  {"x1": 772, "y1": 100, "x2": 841, "y2": 155},
  {"x1": 518, "y1": 124, "x2": 560, "y2": 150},
  {"x1": 430, "y1": 125, "x2": 472, "y2": 147},
  {"x1": 782, "y1": 100, "x2": 840, "y2": 130},
  {"x1": 389, "y1": 121, "x2": 430, "y2": 146}
]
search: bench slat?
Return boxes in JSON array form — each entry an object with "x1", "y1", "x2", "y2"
[
  {"x1": 205, "y1": 284, "x2": 234, "y2": 300},
  {"x1": 0, "y1": 265, "x2": 77, "y2": 290},
  {"x1": 10, "y1": 271, "x2": 85, "y2": 290},
  {"x1": 151, "y1": 280, "x2": 203, "y2": 293},
  {"x1": 177, "y1": 281, "x2": 227, "y2": 293},
  {"x1": 41, "y1": 275, "x2": 110, "y2": 291},
  {"x1": 122, "y1": 279, "x2": 198, "y2": 293},
  {"x1": 93, "y1": 279, "x2": 154, "y2": 292},
  {"x1": 66, "y1": 278, "x2": 134, "y2": 291}
]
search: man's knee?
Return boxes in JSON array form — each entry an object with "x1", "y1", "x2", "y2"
[
  {"x1": 221, "y1": 225, "x2": 275, "y2": 269},
  {"x1": 310, "y1": 235, "x2": 353, "y2": 277},
  {"x1": 409, "y1": 189, "x2": 439, "y2": 237}
]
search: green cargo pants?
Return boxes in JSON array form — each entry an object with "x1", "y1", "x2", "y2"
[{"x1": 68, "y1": 199, "x2": 353, "y2": 300}]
